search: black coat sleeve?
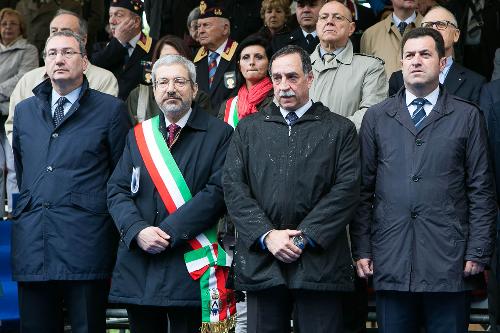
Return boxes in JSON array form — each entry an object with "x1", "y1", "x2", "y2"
[
  {"x1": 91, "y1": 38, "x2": 127, "y2": 73},
  {"x1": 388, "y1": 71, "x2": 403, "y2": 96}
]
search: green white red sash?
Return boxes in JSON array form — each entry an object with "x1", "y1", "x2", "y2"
[
  {"x1": 134, "y1": 115, "x2": 236, "y2": 332},
  {"x1": 223, "y1": 96, "x2": 239, "y2": 128}
]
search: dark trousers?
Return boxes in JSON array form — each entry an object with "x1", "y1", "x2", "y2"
[
  {"x1": 17, "y1": 280, "x2": 109, "y2": 333},
  {"x1": 488, "y1": 230, "x2": 500, "y2": 332},
  {"x1": 126, "y1": 304, "x2": 201, "y2": 333},
  {"x1": 376, "y1": 291, "x2": 470, "y2": 333},
  {"x1": 247, "y1": 286, "x2": 343, "y2": 333}
]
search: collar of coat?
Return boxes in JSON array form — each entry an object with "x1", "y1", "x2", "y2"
[
  {"x1": 33, "y1": 75, "x2": 90, "y2": 106},
  {"x1": 389, "y1": 84, "x2": 452, "y2": 117},
  {"x1": 261, "y1": 100, "x2": 326, "y2": 124},
  {"x1": 159, "y1": 103, "x2": 209, "y2": 132},
  {"x1": 136, "y1": 32, "x2": 153, "y2": 53},
  {"x1": 193, "y1": 39, "x2": 238, "y2": 63},
  {"x1": 310, "y1": 39, "x2": 354, "y2": 70},
  {"x1": 383, "y1": 12, "x2": 423, "y2": 34}
]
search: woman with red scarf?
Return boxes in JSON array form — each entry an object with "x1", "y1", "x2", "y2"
[{"x1": 218, "y1": 35, "x2": 274, "y2": 128}]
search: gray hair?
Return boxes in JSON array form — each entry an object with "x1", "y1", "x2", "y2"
[
  {"x1": 53, "y1": 9, "x2": 88, "y2": 37},
  {"x1": 151, "y1": 55, "x2": 197, "y2": 86},
  {"x1": 187, "y1": 7, "x2": 200, "y2": 29},
  {"x1": 43, "y1": 30, "x2": 87, "y2": 58}
]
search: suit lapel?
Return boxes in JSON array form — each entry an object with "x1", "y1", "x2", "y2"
[
  {"x1": 444, "y1": 62, "x2": 464, "y2": 95},
  {"x1": 196, "y1": 59, "x2": 209, "y2": 92},
  {"x1": 123, "y1": 45, "x2": 145, "y2": 72}
]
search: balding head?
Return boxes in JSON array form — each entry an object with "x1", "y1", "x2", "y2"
[
  {"x1": 316, "y1": 1, "x2": 355, "y2": 51},
  {"x1": 422, "y1": 6, "x2": 460, "y2": 57}
]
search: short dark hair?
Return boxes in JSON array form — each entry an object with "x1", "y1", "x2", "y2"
[
  {"x1": 152, "y1": 35, "x2": 192, "y2": 63},
  {"x1": 235, "y1": 34, "x2": 272, "y2": 89},
  {"x1": 269, "y1": 45, "x2": 312, "y2": 76},
  {"x1": 401, "y1": 27, "x2": 445, "y2": 59}
]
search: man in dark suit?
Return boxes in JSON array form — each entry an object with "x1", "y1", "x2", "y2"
[
  {"x1": 352, "y1": 27, "x2": 496, "y2": 333},
  {"x1": 271, "y1": 0, "x2": 322, "y2": 54},
  {"x1": 107, "y1": 54, "x2": 234, "y2": 333},
  {"x1": 194, "y1": 1, "x2": 238, "y2": 112},
  {"x1": 11, "y1": 30, "x2": 130, "y2": 333},
  {"x1": 481, "y1": 79, "x2": 500, "y2": 333},
  {"x1": 389, "y1": 6, "x2": 485, "y2": 103},
  {"x1": 444, "y1": 0, "x2": 500, "y2": 79},
  {"x1": 92, "y1": 0, "x2": 156, "y2": 100}
]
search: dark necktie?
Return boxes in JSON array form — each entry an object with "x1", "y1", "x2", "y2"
[
  {"x1": 208, "y1": 52, "x2": 219, "y2": 89},
  {"x1": 53, "y1": 97, "x2": 68, "y2": 127},
  {"x1": 411, "y1": 98, "x2": 428, "y2": 129},
  {"x1": 398, "y1": 21, "x2": 408, "y2": 36},
  {"x1": 306, "y1": 34, "x2": 315, "y2": 45},
  {"x1": 123, "y1": 43, "x2": 133, "y2": 64},
  {"x1": 285, "y1": 111, "x2": 299, "y2": 126},
  {"x1": 167, "y1": 123, "x2": 181, "y2": 148}
]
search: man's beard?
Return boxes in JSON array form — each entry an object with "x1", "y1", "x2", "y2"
[{"x1": 159, "y1": 99, "x2": 191, "y2": 115}]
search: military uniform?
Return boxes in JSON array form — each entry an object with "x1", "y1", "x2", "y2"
[{"x1": 194, "y1": 40, "x2": 238, "y2": 113}]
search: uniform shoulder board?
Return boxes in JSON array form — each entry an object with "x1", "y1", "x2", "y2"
[
  {"x1": 353, "y1": 53, "x2": 385, "y2": 65},
  {"x1": 220, "y1": 40, "x2": 238, "y2": 61},
  {"x1": 194, "y1": 47, "x2": 208, "y2": 63},
  {"x1": 137, "y1": 34, "x2": 153, "y2": 53}
]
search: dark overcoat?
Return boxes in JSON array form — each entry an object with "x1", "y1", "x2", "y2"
[
  {"x1": 11, "y1": 77, "x2": 131, "y2": 281},
  {"x1": 107, "y1": 108, "x2": 233, "y2": 306},
  {"x1": 351, "y1": 88, "x2": 497, "y2": 292},
  {"x1": 223, "y1": 102, "x2": 360, "y2": 292}
]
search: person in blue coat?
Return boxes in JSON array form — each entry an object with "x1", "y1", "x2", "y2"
[{"x1": 11, "y1": 30, "x2": 131, "y2": 333}]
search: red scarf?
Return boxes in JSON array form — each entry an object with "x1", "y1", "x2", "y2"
[{"x1": 237, "y1": 77, "x2": 273, "y2": 119}]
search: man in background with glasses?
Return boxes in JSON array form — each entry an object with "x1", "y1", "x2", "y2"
[
  {"x1": 11, "y1": 30, "x2": 130, "y2": 333},
  {"x1": 389, "y1": 6, "x2": 486, "y2": 104}
]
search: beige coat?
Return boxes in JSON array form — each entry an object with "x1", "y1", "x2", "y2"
[
  {"x1": 0, "y1": 38, "x2": 38, "y2": 115},
  {"x1": 310, "y1": 40, "x2": 388, "y2": 131},
  {"x1": 360, "y1": 13, "x2": 423, "y2": 77},
  {"x1": 6, "y1": 63, "x2": 118, "y2": 143}
]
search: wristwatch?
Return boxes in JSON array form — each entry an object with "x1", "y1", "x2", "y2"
[{"x1": 292, "y1": 235, "x2": 305, "y2": 250}]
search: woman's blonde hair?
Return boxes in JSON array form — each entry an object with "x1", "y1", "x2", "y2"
[
  {"x1": 0, "y1": 8, "x2": 26, "y2": 38},
  {"x1": 260, "y1": 0, "x2": 292, "y2": 20}
]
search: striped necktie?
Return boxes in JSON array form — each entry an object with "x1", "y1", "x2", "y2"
[
  {"x1": 398, "y1": 21, "x2": 408, "y2": 36},
  {"x1": 53, "y1": 97, "x2": 68, "y2": 127},
  {"x1": 411, "y1": 98, "x2": 428, "y2": 129},
  {"x1": 208, "y1": 52, "x2": 219, "y2": 89}
]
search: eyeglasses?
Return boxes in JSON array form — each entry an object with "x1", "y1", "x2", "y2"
[
  {"x1": 0, "y1": 22, "x2": 19, "y2": 28},
  {"x1": 154, "y1": 77, "x2": 192, "y2": 89},
  {"x1": 44, "y1": 49, "x2": 83, "y2": 59},
  {"x1": 421, "y1": 20, "x2": 457, "y2": 30},
  {"x1": 318, "y1": 13, "x2": 353, "y2": 23}
]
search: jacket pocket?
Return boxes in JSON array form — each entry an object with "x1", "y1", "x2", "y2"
[
  {"x1": 70, "y1": 191, "x2": 108, "y2": 215},
  {"x1": 11, "y1": 191, "x2": 31, "y2": 219}
]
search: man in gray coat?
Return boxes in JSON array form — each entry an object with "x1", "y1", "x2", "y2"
[
  {"x1": 351, "y1": 27, "x2": 497, "y2": 333},
  {"x1": 310, "y1": 1, "x2": 387, "y2": 131}
]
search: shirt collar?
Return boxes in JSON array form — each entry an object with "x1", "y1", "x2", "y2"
[
  {"x1": 280, "y1": 99, "x2": 312, "y2": 120},
  {"x1": 301, "y1": 29, "x2": 317, "y2": 39},
  {"x1": 164, "y1": 108, "x2": 192, "y2": 128},
  {"x1": 209, "y1": 39, "x2": 229, "y2": 56},
  {"x1": 51, "y1": 85, "x2": 82, "y2": 107},
  {"x1": 405, "y1": 85, "x2": 440, "y2": 107},
  {"x1": 128, "y1": 33, "x2": 141, "y2": 49},
  {"x1": 392, "y1": 11, "x2": 417, "y2": 26}
]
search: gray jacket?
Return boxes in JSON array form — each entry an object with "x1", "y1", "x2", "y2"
[
  {"x1": 351, "y1": 88, "x2": 497, "y2": 292},
  {"x1": 0, "y1": 38, "x2": 38, "y2": 115},
  {"x1": 309, "y1": 40, "x2": 387, "y2": 131}
]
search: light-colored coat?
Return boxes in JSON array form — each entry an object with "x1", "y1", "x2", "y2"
[
  {"x1": 6, "y1": 63, "x2": 118, "y2": 143},
  {"x1": 310, "y1": 40, "x2": 388, "y2": 131},
  {"x1": 0, "y1": 38, "x2": 38, "y2": 115},
  {"x1": 360, "y1": 13, "x2": 423, "y2": 78}
]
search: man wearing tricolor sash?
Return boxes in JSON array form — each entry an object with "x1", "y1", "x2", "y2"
[{"x1": 107, "y1": 54, "x2": 235, "y2": 333}]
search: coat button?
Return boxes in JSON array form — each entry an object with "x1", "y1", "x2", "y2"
[
  {"x1": 182, "y1": 233, "x2": 188, "y2": 239},
  {"x1": 42, "y1": 202, "x2": 50, "y2": 208},
  {"x1": 46, "y1": 166, "x2": 53, "y2": 172},
  {"x1": 412, "y1": 175, "x2": 420, "y2": 182},
  {"x1": 52, "y1": 133, "x2": 59, "y2": 138},
  {"x1": 415, "y1": 139, "x2": 423, "y2": 146},
  {"x1": 411, "y1": 212, "x2": 418, "y2": 219}
]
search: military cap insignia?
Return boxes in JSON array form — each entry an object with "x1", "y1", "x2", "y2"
[
  {"x1": 199, "y1": 1, "x2": 207, "y2": 15},
  {"x1": 214, "y1": 8, "x2": 222, "y2": 16}
]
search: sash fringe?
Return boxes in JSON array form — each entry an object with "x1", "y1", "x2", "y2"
[{"x1": 200, "y1": 314, "x2": 236, "y2": 333}]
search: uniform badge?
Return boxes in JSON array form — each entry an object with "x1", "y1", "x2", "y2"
[
  {"x1": 224, "y1": 71, "x2": 236, "y2": 89},
  {"x1": 141, "y1": 60, "x2": 152, "y2": 85},
  {"x1": 131, "y1": 167, "x2": 140, "y2": 195},
  {"x1": 199, "y1": 1, "x2": 207, "y2": 15}
]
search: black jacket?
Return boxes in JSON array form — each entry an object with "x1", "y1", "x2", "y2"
[
  {"x1": 92, "y1": 35, "x2": 156, "y2": 100},
  {"x1": 352, "y1": 88, "x2": 497, "y2": 292},
  {"x1": 271, "y1": 28, "x2": 319, "y2": 54},
  {"x1": 11, "y1": 77, "x2": 131, "y2": 281},
  {"x1": 107, "y1": 108, "x2": 233, "y2": 306},
  {"x1": 223, "y1": 102, "x2": 360, "y2": 292},
  {"x1": 388, "y1": 62, "x2": 486, "y2": 104}
]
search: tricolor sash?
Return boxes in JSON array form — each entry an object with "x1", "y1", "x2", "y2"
[
  {"x1": 223, "y1": 96, "x2": 239, "y2": 128},
  {"x1": 134, "y1": 115, "x2": 236, "y2": 332}
]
